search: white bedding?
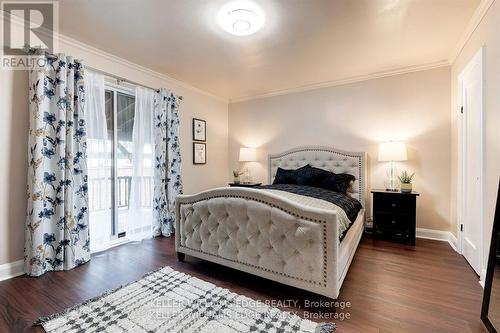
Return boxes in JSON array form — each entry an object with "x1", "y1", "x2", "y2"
[{"x1": 261, "y1": 189, "x2": 353, "y2": 239}]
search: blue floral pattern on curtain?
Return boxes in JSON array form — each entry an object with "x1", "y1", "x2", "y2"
[
  {"x1": 153, "y1": 89, "x2": 183, "y2": 237},
  {"x1": 25, "y1": 53, "x2": 90, "y2": 276}
]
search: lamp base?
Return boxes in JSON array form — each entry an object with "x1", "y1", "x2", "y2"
[{"x1": 384, "y1": 162, "x2": 399, "y2": 193}]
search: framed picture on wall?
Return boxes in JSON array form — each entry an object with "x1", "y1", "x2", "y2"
[
  {"x1": 193, "y1": 118, "x2": 206, "y2": 142},
  {"x1": 193, "y1": 142, "x2": 206, "y2": 164}
]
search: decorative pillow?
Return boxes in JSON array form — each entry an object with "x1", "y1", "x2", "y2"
[
  {"x1": 306, "y1": 167, "x2": 334, "y2": 188},
  {"x1": 293, "y1": 165, "x2": 317, "y2": 185},
  {"x1": 273, "y1": 165, "x2": 311, "y2": 184},
  {"x1": 273, "y1": 167, "x2": 297, "y2": 184},
  {"x1": 273, "y1": 165, "x2": 355, "y2": 195},
  {"x1": 305, "y1": 166, "x2": 355, "y2": 195}
]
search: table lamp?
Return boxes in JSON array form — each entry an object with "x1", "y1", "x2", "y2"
[
  {"x1": 378, "y1": 141, "x2": 407, "y2": 191},
  {"x1": 239, "y1": 147, "x2": 257, "y2": 183}
]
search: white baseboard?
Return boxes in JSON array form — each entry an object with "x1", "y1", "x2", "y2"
[
  {"x1": 416, "y1": 228, "x2": 458, "y2": 252},
  {"x1": 0, "y1": 260, "x2": 24, "y2": 282},
  {"x1": 0, "y1": 239, "x2": 131, "y2": 282},
  {"x1": 448, "y1": 233, "x2": 458, "y2": 252}
]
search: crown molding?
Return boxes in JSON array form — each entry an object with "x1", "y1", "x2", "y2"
[
  {"x1": 57, "y1": 34, "x2": 228, "y2": 103},
  {"x1": 230, "y1": 60, "x2": 450, "y2": 103},
  {"x1": 449, "y1": 0, "x2": 495, "y2": 64},
  {"x1": 1, "y1": 11, "x2": 228, "y2": 103}
]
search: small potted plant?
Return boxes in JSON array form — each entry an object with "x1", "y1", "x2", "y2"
[
  {"x1": 233, "y1": 169, "x2": 242, "y2": 184},
  {"x1": 398, "y1": 170, "x2": 415, "y2": 193}
]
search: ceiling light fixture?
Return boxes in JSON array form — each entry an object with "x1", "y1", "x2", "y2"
[{"x1": 217, "y1": 1, "x2": 265, "y2": 36}]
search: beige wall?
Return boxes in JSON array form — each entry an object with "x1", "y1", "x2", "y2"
[
  {"x1": 229, "y1": 67, "x2": 452, "y2": 232},
  {"x1": 0, "y1": 38, "x2": 229, "y2": 265},
  {"x1": 450, "y1": 0, "x2": 500, "y2": 272}
]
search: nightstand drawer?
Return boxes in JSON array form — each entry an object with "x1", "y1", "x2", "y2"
[
  {"x1": 374, "y1": 229, "x2": 411, "y2": 242},
  {"x1": 374, "y1": 212, "x2": 410, "y2": 231},
  {"x1": 375, "y1": 195, "x2": 413, "y2": 214}
]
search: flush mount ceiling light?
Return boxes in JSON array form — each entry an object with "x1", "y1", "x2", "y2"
[{"x1": 217, "y1": 1, "x2": 265, "y2": 36}]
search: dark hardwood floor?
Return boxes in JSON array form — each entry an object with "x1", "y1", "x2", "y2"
[{"x1": 0, "y1": 236, "x2": 486, "y2": 332}]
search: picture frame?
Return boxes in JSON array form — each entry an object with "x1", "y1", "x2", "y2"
[
  {"x1": 193, "y1": 142, "x2": 206, "y2": 165},
  {"x1": 192, "y1": 118, "x2": 206, "y2": 142}
]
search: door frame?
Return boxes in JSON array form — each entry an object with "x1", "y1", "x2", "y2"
[{"x1": 457, "y1": 46, "x2": 485, "y2": 283}]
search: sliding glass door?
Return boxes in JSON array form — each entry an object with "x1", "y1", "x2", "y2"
[{"x1": 88, "y1": 85, "x2": 136, "y2": 249}]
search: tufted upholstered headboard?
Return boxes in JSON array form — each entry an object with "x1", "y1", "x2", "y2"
[{"x1": 268, "y1": 146, "x2": 367, "y2": 207}]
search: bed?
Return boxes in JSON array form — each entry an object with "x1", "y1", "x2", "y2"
[{"x1": 175, "y1": 146, "x2": 366, "y2": 299}]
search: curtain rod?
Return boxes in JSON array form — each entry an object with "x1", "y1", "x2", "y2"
[
  {"x1": 25, "y1": 48, "x2": 183, "y2": 100},
  {"x1": 85, "y1": 65, "x2": 183, "y2": 100}
]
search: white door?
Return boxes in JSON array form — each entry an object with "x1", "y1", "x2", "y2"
[{"x1": 458, "y1": 48, "x2": 484, "y2": 277}]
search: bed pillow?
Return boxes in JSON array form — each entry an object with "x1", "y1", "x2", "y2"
[
  {"x1": 293, "y1": 164, "x2": 318, "y2": 185},
  {"x1": 307, "y1": 166, "x2": 356, "y2": 195},
  {"x1": 305, "y1": 166, "x2": 334, "y2": 188},
  {"x1": 273, "y1": 165, "x2": 355, "y2": 194},
  {"x1": 273, "y1": 167, "x2": 296, "y2": 184},
  {"x1": 273, "y1": 165, "x2": 312, "y2": 185}
]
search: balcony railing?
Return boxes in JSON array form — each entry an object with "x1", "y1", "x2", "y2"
[{"x1": 89, "y1": 176, "x2": 152, "y2": 211}]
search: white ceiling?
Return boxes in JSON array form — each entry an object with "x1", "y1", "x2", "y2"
[{"x1": 58, "y1": 0, "x2": 480, "y2": 101}]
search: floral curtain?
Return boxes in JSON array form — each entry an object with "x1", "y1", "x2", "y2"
[
  {"x1": 25, "y1": 53, "x2": 90, "y2": 276},
  {"x1": 153, "y1": 89, "x2": 183, "y2": 237}
]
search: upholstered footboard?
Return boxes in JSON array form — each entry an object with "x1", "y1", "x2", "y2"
[{"x1": 175, "y1": 187, "x2": 341, "y2": 299}]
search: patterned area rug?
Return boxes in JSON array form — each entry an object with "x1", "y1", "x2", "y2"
[{"x1": 36, "y1": 267, "x2": 335, "y2": 332}]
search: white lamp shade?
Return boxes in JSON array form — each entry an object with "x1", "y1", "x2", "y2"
[
  {"x1": 239, "y1": 147, "x2": 257, "y2": 162},
  {"x1": 378, "y1": 141, "x2": 407, "y2": 162}
]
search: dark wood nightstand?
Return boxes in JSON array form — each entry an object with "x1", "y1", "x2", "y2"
[
  {"x1": 371, "y1": 189, "x2": 419, "y2": 245},
  {"x1": 228, "y1": 182, "x2": 262, "y2": 188}
]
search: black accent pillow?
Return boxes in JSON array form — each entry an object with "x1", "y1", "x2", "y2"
[
  {"x1": 273, "y1": 165, "x2": 312, "y2": 185},
  {"x1": 273, "y1": 164, "x2": 355, "y2": 195},
  {"x1": 306, "y1": 167, "x2": 334, "y2": 188},
  {"x1": 293, "y1": 165, "x2": 317, "y2": 185},
  {"x1": 306, "y1": 166, "x2": 355, "y2": 195},
  {"x1": 273, "y1": 167, "x2": 296, "y2": 184}
]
